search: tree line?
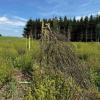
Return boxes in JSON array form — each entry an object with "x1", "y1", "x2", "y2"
[
  {"x1": 23, "y1": 15, "x2": 100, "y2": 41},
  {"x1": 0, "y1": 34, "x2": 2, "y2": 37}
]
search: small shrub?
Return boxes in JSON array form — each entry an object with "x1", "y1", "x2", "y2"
[
  {"x1": 78, "y1": 53, "x2": 89, "y2": 61},
  {"x1": 91, "y1": 68, "x2": 100, "y2": 91},
  {"x1": 0, "y1": 58, "x2": 13, "y2": 86},
  {"x1": 13, "y1": 54, "x2": 33, "y2": 75},
  {"x1": 16, "y1": 48, "x2": 26, "y2": 55}
]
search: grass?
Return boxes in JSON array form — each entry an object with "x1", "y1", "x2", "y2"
[
  {"x1": 0, "y1": 37, "x2": 100, "y2": 99},
  {"x1": 73, "y1": 42, "x2": 100, "y2": 68}
]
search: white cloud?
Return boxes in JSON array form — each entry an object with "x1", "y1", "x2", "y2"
[
  {"x1": 97, "y1": 12, "x2": 100, "y2": 15},
  {"x1": 0, "y1": 16, "x2": 27, "y2": 26},
  {"x1": 76, "y1": 11, "x2": 100, "y2": 20},
  {"x1": 0, "y1": 15, "x2": 27, "y2": 36},
  {"x1": 13, "y1": 16, "x2": 27, "y2": 21},
  {"x1": 76, "y1": 16, "x2": 82, "y2": 20}
]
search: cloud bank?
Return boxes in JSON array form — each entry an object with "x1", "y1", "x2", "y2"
[
  {"x1": 0, "y1": 16, "x2": 27, "y2": 26},
  {"x1": 0, "y1": 16, "x2": 27, "y2": 36}
]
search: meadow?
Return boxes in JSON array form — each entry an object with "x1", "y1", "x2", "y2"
[{"x1": 0, "y1": 37, "x2": 100, "y2": 99}]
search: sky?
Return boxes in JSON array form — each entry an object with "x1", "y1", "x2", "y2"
[{"x1": 0, "y1": 0, "x2": 100, "y2": 37}]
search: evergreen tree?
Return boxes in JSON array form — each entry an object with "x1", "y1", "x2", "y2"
[
  {"x1": 64, "y1": 16, "x2": 68, "y2": 35},
  {"x1": 59, "y1": 17, "x2": 64, "y2": 34},
  {"x1": 52, "y1": 17, "x2": 59, "y2": 32},
  {"x1": 96, "y1": 23, "x2": 100, "y2": 42},
  {"x1": 84, "y1": 16, "x2": 89, "y2": 42},
  {"x1": 23, "y1": 19, "x2": 33, "y2": 38},
  {"x1": 67, "y1": 21, "x2": 72, "y2": 41},
  {"x1": 89, "y1": 15, "x2": 94, "y2": 41}
]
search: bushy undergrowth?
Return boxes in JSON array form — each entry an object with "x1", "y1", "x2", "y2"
[
  {"x1": 30, "y1": 64, "x2": 87, "y2": 100},
  {"x1": 0, "y1": 37, "x2": 100, "y2": 99}
]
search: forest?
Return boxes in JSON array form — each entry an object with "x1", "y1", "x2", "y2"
[{"x1": 23, "y1": 15, "x2": 100, "y2": 42}]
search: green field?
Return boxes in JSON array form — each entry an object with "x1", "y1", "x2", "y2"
[{"x1": 0, "y1": 37, "x2": 100, "y2": 99}]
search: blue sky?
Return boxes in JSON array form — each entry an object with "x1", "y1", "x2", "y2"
[{"x1": 0, "y1": 0, "x2": 100, "y2": 37}]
